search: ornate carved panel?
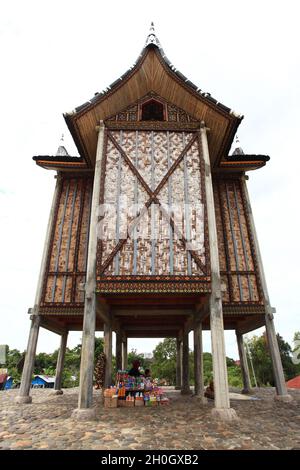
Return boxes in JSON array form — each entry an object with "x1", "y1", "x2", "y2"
[
  {"x1": 41, "y1": 175, "x2": 93, "y2": 307},
  {"x1": 97, "y1": 128, "x2": 209, "y2": 288},
  {"x1": 214, "y1": 177, "x2": 263, "y2": 305},
  {"x1": 106, "y1": 92, "x2": 198, "y2": 123}
]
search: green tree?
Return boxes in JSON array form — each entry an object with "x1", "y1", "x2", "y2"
[
  {"x1": 94, "y1": 337, "x2": 104, "y2": 364},
  {"x1": 245, "y1": 333, "x2": 297, "y2": 386},
  {"x1": 150, "y1": 339, "x2": 242, "y2": 387},
  {"x1": 227, "y1": 366, "x2": 243, "y2": 388},
  {"x1": 151, "y1": 338, "x2": 177, "y2": 384}
]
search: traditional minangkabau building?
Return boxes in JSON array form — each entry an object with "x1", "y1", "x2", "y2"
[{"x1": 16, "y1": 24, "x2": 292, "y2": 420}]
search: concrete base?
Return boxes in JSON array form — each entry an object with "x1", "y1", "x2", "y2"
[
  {"x1": 192, "y1": 395, "x2": 208, "y2": 405},
  {"x1": 211, "y1": 407, "x2": 239, "y2": 422},
  {"x1": 15, "y1": 395, "x2": 32, "y2": 404},
  {"x1": 274, "y1": 394, "x2": 293, "y2": 403},
  {"x1": 241, "y1": 388, "x2": 253, "y2": 395},
  {"x1": 71, "y1": 408, "x2": 97, "y2": 421},
  {"x1": 51, "y1": 390, "x2": 63, "y2": 396},
  {"x1": 181, "y1": 389, "x2": 192, "y2": 395}
]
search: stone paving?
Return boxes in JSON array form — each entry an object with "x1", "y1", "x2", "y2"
[{"x1": 0, "y1": 387, "x2": 299, "y2": 450}]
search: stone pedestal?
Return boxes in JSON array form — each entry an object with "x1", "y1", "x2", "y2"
[
  {"x1": 211, "y1": 407, "x2": 239, "y2": 422},
  {"x1": 71, "y1": 408, "x2": 97, "y2": 421},
  {"x1": 15, "y1": 396, "x2": 32, "y2": 404}
]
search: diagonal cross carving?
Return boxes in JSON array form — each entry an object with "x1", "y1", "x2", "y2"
[{"x1": 99, "y1": 130, "x2": 206, "y2": 275}]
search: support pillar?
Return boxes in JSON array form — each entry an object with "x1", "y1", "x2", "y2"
[
  {"x1": 15, "y1": 315, "x2": 41, "y2": 404},
  {"x1": 236, "y1": 331, "x2": 252, "y2": 394},
  {"x1": 122, "y1": 337, "x2": 128, "y2": 370},
  {"x1": 200, "y1": 123, "x2": 238, "y2": 421},
  {"x1": 242, "y1": 179, "x2": 292, "y2": 402},
  {"x1": 181, "y1": 327, "x2": 191, "y2": 394},
  {"x1": 72, "y1": 122, "x2": 106, "y2": 421},
  {"x1": 175, "y1": 337, "x2": 182, "y2": 390},
  {"x1": 53, "y1": 331, "x2": 68, "y2": 395},
  {"x1": 116, "y1": 330, "x2": 122, "y2": 371},
  {"x1": 15, "y1": 175, "x2": 61, "y2": 404},
  {"x1": 194, "y1": 322, "x2": 207, "y2": 403},
  {"x1": 104, "y1": 321, "x2": 112, "y2": 388},
  {"x1": 265, "y1": 311, "x2": 292, "y2": 400}
]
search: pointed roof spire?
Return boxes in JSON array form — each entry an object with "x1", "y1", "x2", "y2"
[
  {"x1": 55, "y1": 134, "x2": 70, "y2": 157},
  {"x1": 232, "y1": 135, "x2": 245, "y2": 156},
  {"x1": 145, "y1": 21, "x2": 161, "y2": 48}
]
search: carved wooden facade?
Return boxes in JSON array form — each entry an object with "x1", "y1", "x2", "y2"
[
  {"x1": 97, "y1": 127, "x2": 209, "y2": 293},
  {"x1": 20, "y1": 28, "x2": 291, "y2": 413},
  {"x1": 33, "y1": 37, "x2": 270, "y2": 335},
  {"x1": 40, "y1": 175, "x2": 92, "y2": 313}
]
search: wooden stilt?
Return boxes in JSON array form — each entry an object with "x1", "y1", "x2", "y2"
[
  {"x1": 72, "y1": 122, "x2": 106, "y2": 421},
  {"x1": 122, "y1": 337, "x2": 128, "y2": 370},
  {"x1": 242, "y1": 178, "x2": 292, "y2": 402},
  {"x1": 194, "y1": 321, "x2": 207, "y2": 403},
  {"x1": 116, "y1": 330, "x2": 122, "y2": 371},
  {"x1": 104, "y1": 321, "x2": 112, "y2": 388},
  {"x1": 175, "y1": 337, "x2": 182, "y2": 390},
  {"x1": 200, "y1": 123, "x2": 238, "y2": 421},
  {"x1": 15, "y1": 315, "x2": 41, "y2": 404},
  {"x1": 53, "y1": 331, "x2": 68, "y2": 395},
  {"x1": 236, "y1": 331, "x2": 252, "y2": 394},
  {"x1": 16, "y1": 175, "x2": 61, "y2": 404},
  {"x1": 181, "y1": 326, "x2": 191, "y2": 395}
]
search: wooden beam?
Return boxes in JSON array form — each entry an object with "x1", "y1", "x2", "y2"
[
  {"x1": 124, "y1": 325, "x2": 180, "y2": 331},
  {"x1": 126, "y1": 332, "x2": 177, "y2": 338},
  {"x1": 236, "y1": 332, "x2": 252, "y2": 394},
  {"x1": 40, "y1": 317, "x2": 67, "y2": 335},
  {"x1": 175, "y1": 337, "x2": 182, "y2": 390},
  {"x1": 15, "y1": 316, "x2": 41, "y2": 404},
  {"x1": 181, "y1": 324, "x2": 191, "y2": 394},
  {"x1": 200, "y1": 123, "x2": 237, "y2": 420},
  {"x1": 73, "y1": 122, "x2": 105, "y2": 420},
  {"x1": 236, "y1": 316, "x2": 265, "y2": 335},
  {"x1": 113, "y1": 309, "x2": 194, "y2": 316},
  {"x1": 116, "y1": 330, "x2": 122, "y2": 371},
  {"x1": 54, "y1": 331, "x2": 68, "y2": 393},
  {"x1": 194, "y1": 321, "x2": 207, "y2": 403},
  {"x1": 96, "y1": 302, "x2": 110, "y2": 324},
  {"x1": 241, "y1": 178, "x2": 291, "y2": 401},
  {"x1": 104, "y1": 321, "x2": 112, "y2": 387}
]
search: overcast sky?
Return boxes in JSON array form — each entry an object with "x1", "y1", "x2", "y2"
[{"x1": 0, "y1": 0, "x2": 299, "y2": 359}]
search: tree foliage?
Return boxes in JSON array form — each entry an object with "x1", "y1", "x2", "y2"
[
  {"x1": 2, "y1": 331, "x2": 299, "y2": 390},
  {"x1": 245, "y1": 333, "x2": 298, "y2": 386},
  {"x1": 150, "y1": 338, "x2": 243, "y2": 387}
]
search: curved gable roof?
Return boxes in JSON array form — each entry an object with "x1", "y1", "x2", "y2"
[{"x1": 64, "y1": 33, "x2": 243, "y2": 168}]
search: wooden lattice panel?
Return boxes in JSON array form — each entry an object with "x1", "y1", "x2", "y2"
[
  {"x1": 106, "y1": 92, "x2": 198, "y2": 123},
  {"x1": 42, "y1": 175, "x2": 93, "y2": 306},
  {"x1": 97, "y1": 129, "x2": 208, "y2": 282},
  {"x1": 214, "y1": 178, "x2": 263, "y2": 305}
]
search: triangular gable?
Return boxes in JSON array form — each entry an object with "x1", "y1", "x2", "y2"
[
  {"x1": 106, "y1": 92, "x2": 198, "y2": 123},
  {"x1": 64, "y1": 44, "x2": 242, "y2": 169}
]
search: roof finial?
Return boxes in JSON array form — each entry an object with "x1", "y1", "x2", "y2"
[
  {"x1": 232, "y1": 135, "x2": 245, "y2": 156},
  {"x1": 56, "y1": 133, "x2": 69, "y2": 157},
  {"x1": 145, "y1": 21, "x2": 161, "y2": 48}
]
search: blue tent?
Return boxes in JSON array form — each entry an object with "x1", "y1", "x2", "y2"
[
  {"x1": 4, "y1": 376, "x2": 13, "y2": 390},
  {"x1": 31, "y1": 375, "x2": 55, "y2": 388}
]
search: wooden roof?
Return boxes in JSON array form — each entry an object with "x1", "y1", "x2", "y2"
[{"x1": 64, "y1": 35, "x2": 243, "y2": 169}]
